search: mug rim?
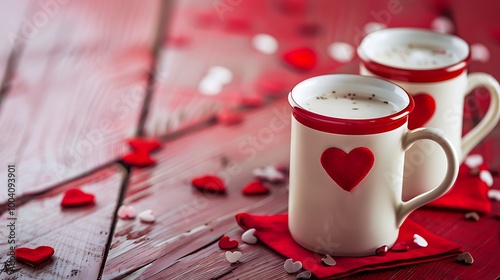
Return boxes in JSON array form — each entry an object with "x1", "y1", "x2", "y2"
[
  {"x1": 357, "y1": 27, "x2": 471, "y2": 83},
  {"x1": 289, "y1": 74, "x2": 414, "y2": 135}
]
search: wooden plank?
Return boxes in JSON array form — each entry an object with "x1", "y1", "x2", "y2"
[
  {"x1": 0, "y1": 0, "x2": 161, "y2": 204},
  {"x1": 102, "y1": 99, "x2": 292, "y2": 278},
  {"x1": 0, "y1": 165, "x2": 125, "y2": 279}
]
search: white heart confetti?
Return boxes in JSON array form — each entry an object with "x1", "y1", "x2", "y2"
[
  {"x1": 252, "y1": 33, "x2": 278, "y2": 54},
  {"x1": 464, "y1": 154, "x2": 483, "y2": 169},
  {"x1": 327, "y1": 42, "x2": 354, "y2": 63},
  {"x1": 242, "y1": 228, "x2": 258, "y2": 244},
  {"x1": 225, "y1": 251, "x2": 242, "y2": 263},
  {"x1": 479, "y1": 170, "x2": 494, "y2": 187},
  {"x1": 413, "y1": 234, "x2": 428, "y2": 248},
  {"x1": 470, "y1": 43, "x2": 490, "y2": 62},
  {"x1": 296, "y1": 270, "x2": 312, "y2": 279},
  {"x1": 198, "y1": 76, "x2": 223, "y2": 95},
  {"x1": 430, "y1": 16, "x2": 454, "y2": 34},
  {"x1": 487, "y1": 189, "x2": 500, "y2": 201},
  {"x1": 138, "y1": 209, "x2": 155, "y2": 223},
  {"x1": 284, "y1": 258, "x2": 302, "y2": 274},
  {"x1": 252, "y1": 166, "x2": 286, "y2": 183},
  {"x1": 208, "y1": 66, "x2": 233, "y2": 84},
  {"x1": 117, "y1": 205, "x2": 136, "y2": 220},
  {"x1": 364, "y1": 22, "x2": 386, "y2": 34},
  {"x1": 321, "y1": 254, "x2": 336, "y2": 266}
]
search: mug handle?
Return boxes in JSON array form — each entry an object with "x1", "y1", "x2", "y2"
[
  {"x1": 461, "y1": 73, "x2": 500, "y2": 160},
  {"x1": 396, "y1": 128, "x2": 459, "y2": 227}
]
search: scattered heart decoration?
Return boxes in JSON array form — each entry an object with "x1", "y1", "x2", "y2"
[
  {"x1": 296, "y1": 270, "x2": 312, "y2": 279},
  {"x1": 320, "y1": 147, "x2": 374, "y2": 192},
  {"x1": 216, "y1": 110, "x2": 244, "y2": 126},
  {"x1": 282, "y1": 47, "x2": 317, "y2": 71},
  {"x1": 122, "y1": 138, "x2": 161, "y2": 168},
  {"x1": 487, "y1": 189, "x2": 500, "y2": 201},
  {"x1": 408, "y1": 93, "x2": 435, "y2": 129},
  {"x1": 456, "y1": 252, "x2": 474, "y2": 265},
  {"x1": 283, "y1": 258, "x2": 302, "y2": 274},
  {"x1": 241, "y1": 228, "x2": 258, "y2": 244},
  {"x1": 375, "y1": 245, "x2": 389, "y2": 256},
  {"x1": 138, "y1": 209, "x2": 155, "y2": 223},
  {"x1": 239, "y1": 95, "x2": 265, "y2": 108},
  {"x1": 61, "y1": 189, "x2": 95, "y2": 207},
  {"x1": 479, "y1": 170, "x2": 494, "y2": 187},
  {"x1": 252, "y1": 166, "x2": 286, "y2": 183},
  {"x1": 218, "y1": 236, "x2": 239, "y2": 250},
  {"x1": 225, "y1": 251, "x2": 242, "y2": 264},
  {"x1": 390, "y1": 241, "x2": 410, "y2": 252},
  {"x1": 413, "y1": 234, "x2": 428, "y2": 248},
  {"x1": 242, "y1": 181, "x2": 270, "y2": 196},
  {"x1": 15, "y1": 246, "x2": 54, "y2": 266},
  {"x1": 464, "y1": 154, "x2": 483, "y2": 169},
  {"x1": 122, "y1": 152, "x2": 156, "y2": 168},
  {"x1": 191, "y1": 175, "x2": 226, "y2": 194},
  {"x1": 127, "y1": 138, "x2": 162, "y2": 154},
  {"x1": 320, "y1": 254, "x2": 336, "y2": 266},
  {"x1": 464, "y1": 211, "x2": 480, "y2": 221},
  {"x1": 117, "y1": 205, "x2": 136, "y2": 220}
]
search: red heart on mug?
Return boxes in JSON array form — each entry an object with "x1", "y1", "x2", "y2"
[
  {"x1": 61, "y1": 189, "x2": 95, "y2": 207},
  {"x1": 282, "y1": 47, "x2": 317, "y2": 70},
  {"x1": 320, "y1": 147, "x2": 374, "y2": 192},
  {"x1": 15, "y1": 246, "x2": 54, "y2": 266},
  {"x1": 408, "y1": 93, "x2": 435, "y2": 129},
  {"x1": 191, "y1": 175, "x2": 226, "y2": 194}
]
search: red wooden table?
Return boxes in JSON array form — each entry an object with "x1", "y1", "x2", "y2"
[{"x1": 0, "y1": 1, "x2": 499, "y2": 279}]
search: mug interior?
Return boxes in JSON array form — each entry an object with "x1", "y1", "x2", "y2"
[{"x1": 358, "y1": 28, "x2": 469, "y2": 70}]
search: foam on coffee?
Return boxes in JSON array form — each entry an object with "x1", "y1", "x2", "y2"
[
  {"x1": 374, "y1": 44, "x2": 458, "y2": 69},
  {"x1": 303, "y1": 91, "x2": 399, "y2": 119}
]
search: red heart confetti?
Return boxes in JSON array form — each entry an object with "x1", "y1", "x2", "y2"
[
  {"x1": 191, "y1": 175, "x2": 226, "y2": 194},
  {"x1": 256, "y1": 75, "x2": 289, "y2": 96},
  {"x1": 390, "y1": 241, "x2": 410, "y2": 252},
  {"x1": 15, "y1": 246, "x2": 54, "y2": 266},
  {"x1": 127, "y1": 138, "x2": 162, "y2": 153},
  {"x1": 375, "y1": 245, "x2": 389, "y2": 256},
  {"x1": 224, "y1": 17, "x2": 251, "y2": 32},
  {"x1": 61, "y1": 189, "x2": 95, "y2": 207},
  {"x1": 242, "y1": 180, "x2": 270, "y2": 196},
  {"x1": 408, "y1": 93, "x2": 436, "y2": 129},
  {"x1": 122, "y1": 152, "x2": 156, "y2": 168},
  {"x1": 320, "y1": 147, "x2": 374, "y2": 192},
  {"x1": 216, "y1": 110, "x2": 244, "y2": 126},
  {"x1": 218, "y1": 235, "x2": 239, "y2": 250},
  {"x1": 282, "y1": 47, "x2": 317, "y2": 71}
]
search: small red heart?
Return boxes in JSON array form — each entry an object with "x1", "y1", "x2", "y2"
[
  {"x1": 320, "y1": 147, "x2": 374, "y2": 192},
  {"x1": 15, "y1": 246, "x2": 54, "y2": 266},
  {"x1": 122, "y1": 152, "x2": 156, "y2": 168},
  {"x1": 239, "y1": 95, "x2": 265, "y2": 108},
  {"x1": 191, "y1": 175, "x2": 226, "y2": 194},
  {"x1": 127, "y1": 138, "x2": 162, "y2": 153},
  {"x1": 282, "y1": 47, "x2": 317, "y2": 71},
  {"x1": 218, "y1": 235, "x2": 239, "y2": 250},
  {"x1": 217, "y1": 110, "x2": 244, "y2": 126},
  {"x1": 256, "y1": 76, "x2": 289, "y2": 96},
  {"x1": 408, "y1": 93, "x2": 435, "y2": 129},
  {"x1": 61, "y1": 189, "x2": 95, "y2": 207},
  {"x1": 242, "y1": 180, "x2": 270, "y2": 196},
  {"x1": 390, "y1": 241, "x2": 410, "y2": 252}
]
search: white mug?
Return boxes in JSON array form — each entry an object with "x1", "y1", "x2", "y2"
[
  {"x1": 288, "y1": 74, "x2": 458, "y2": 257},
  {"x1": 358, "y1": 28, "x2": 500, "y2": 200}
]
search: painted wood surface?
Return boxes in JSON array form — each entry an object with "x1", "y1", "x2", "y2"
[
  {"x1": 0, "y1": 165, "x2": 125, "y2": 279},
  {"x1": 0, "y1": 0, "x2": 161, "y2": 204}
]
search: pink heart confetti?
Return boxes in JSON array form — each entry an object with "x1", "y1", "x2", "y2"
[
  {"x1": 327, "y1": 42, "x2": 355, "y2": 63},
  {"x1": 430, "y1": 16, "x2": 454, "y2": 34},
  {"x1": 252, "y1": 166, "x2": 286, "y2": 183},
  {"x1": 487, "y1": 189, "x2": 500, "y2": 201},
  {"x1": 470, "y1": 43, "x2": 490, "y2": 62},
  {"x1": 225, "y1": 251, "x2": 242, "y2": 263},
  {"x1": 464, "y1": 154, "x2": 483, "y2": 169},
  {"x1": 117, "y1": 205, "x2": 136, "y2": 220},
  {"x1": 138, "y1": 209, "x2": 155, "y2": 223},
  {"x1": 241, "y1": 228, "x2": 258, "y2": 244},
  {"x1": 252, "y1": 33, "x2": 278, "y2": 54},
  {"x1": 413, "y1": 234, "x2": 428, "y2": 248},
  {"x1": 283, "y1": 258, "x2": 302, "y2": 273},
  {"x1": 479, "y1": 170, "x2": 494, "y2": 187}
]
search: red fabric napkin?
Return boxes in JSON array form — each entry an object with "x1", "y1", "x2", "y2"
[
  {"x1": 236, "y1": 213, "x2": 462, "y2": 279},
  {"x1": 425, "y1": 163, "x2": 491, "y2": 214}
]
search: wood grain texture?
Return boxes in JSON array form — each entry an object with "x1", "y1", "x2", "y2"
[
  {"x1": 143, "y1": 0, "x2": 441, "y2": 137},
  {"x1": 103, "y1": 99, "x2": 292, "y2": 279},
  {"x1": 0, "y1": 0, "x2": 161, "y2": 204},
  {"x1": 0, "y1": 165, "x2": 125, "y2": 279}
]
